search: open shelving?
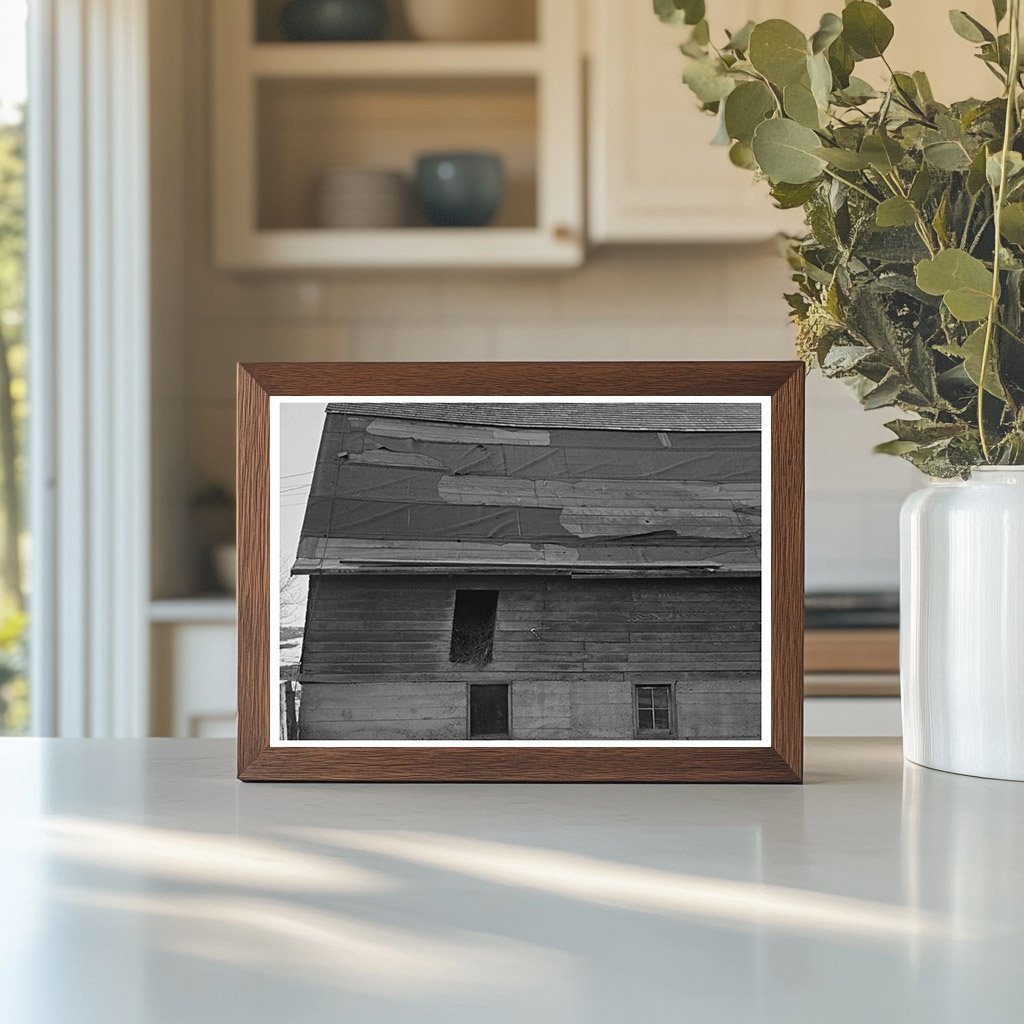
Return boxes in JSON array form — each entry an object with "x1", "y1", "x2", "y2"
[{"x1": 212, "y1": 0, "x2": 583, "y2": 269}]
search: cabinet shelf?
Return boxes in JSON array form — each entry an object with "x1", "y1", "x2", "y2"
[
  {"x1": 249, "y1": 42, "x2": 544, "y2": 79},
  {"x1": 212, "y1": 0, "x2": 582, "y2": 269},
  {"x1": 218, "y1": 226, "x2": 579, "y2": 270}
]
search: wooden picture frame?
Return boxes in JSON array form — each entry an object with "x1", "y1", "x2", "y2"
[{"x1": 237, "y1": 362, "x2": 804, "y2": 782}]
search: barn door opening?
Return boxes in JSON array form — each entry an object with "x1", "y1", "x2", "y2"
[
  {"x1": 469, "y1": 683, "x2": 510, "y2": 739},
  {"x1": 449, "y1": 589, "x2": 499, "y2": 665}
]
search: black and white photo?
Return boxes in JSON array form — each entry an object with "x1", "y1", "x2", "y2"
[{"x1": 271, "y1": 398, "x2": 769, "y2": 746}]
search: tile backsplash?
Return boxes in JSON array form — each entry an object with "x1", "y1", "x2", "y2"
[{"x1": 182, "y1": 246, "x2": 917, "y2": 593}]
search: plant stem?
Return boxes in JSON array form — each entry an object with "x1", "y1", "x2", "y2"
[
  {"x1": 822, "y1": 167, "x2": 881, "y2": 205},
  {"x1": 979, "y1": 0, "x2": 1021, "y2": 462}
]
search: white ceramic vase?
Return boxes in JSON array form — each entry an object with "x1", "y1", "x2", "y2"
[{"x1": 901, "y1": 467, "x2": 1024, "y2": 780}]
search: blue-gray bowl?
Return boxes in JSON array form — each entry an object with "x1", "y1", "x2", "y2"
[
  {"x1": 281, "y1": 0, "x2": 388, "y2": 42},
  {"x1": 415, "y1": 152, "x2": 505, "y2": 228}
]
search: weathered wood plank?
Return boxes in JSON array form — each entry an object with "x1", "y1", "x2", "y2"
[
  {"x1": 367, "y1": 417, "x2": 550, "y2": 447},
  {"x1": 437, "y1": 475, "x2": 761, "y2": 509}
]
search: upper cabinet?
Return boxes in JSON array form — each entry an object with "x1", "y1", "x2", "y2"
[
  {"x1": 587, "y1": 0, "x2": 817, "y2": 244},
  {"x1": 211, "y1": 0, "x2": 584, "y2": 269},
  {"x1": 586, "y1": 0, "x2": 999, "y2": 245}
]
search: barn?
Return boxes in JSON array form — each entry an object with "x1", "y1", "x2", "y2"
[{"x1": 290, "y1": 401, "x2": 763, "y2": 742}]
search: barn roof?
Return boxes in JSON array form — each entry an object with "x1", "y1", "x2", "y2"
[
  {"x1": 294, "y1": 402, "x2": 762, "y2": 577},
  {"x1": 326, "y1": 401, "x2": 761, "y2": 432}
]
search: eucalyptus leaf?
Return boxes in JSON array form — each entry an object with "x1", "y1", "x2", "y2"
[
  {"x1": 876, "y1": 197, "x2": 919, "y2": 228},
  {"x1": 729, "y1": 140, "x2": 757, "y2": 169},
  {"x1": 941, "y1": 326, "x2": 1006, "y2": 398},
  {"x1": 915, "y1": 250, "x2": 994, "y2": 322},
  {"x1": 653, "y1": 0, "x2": 705, "y2": 26},
  {"x1": 948, "y1": 10, "x2": 994, "y2": 44},
  {"x1": 814, "y1": 146, "x2": 872, "y2": 170},
  {"x1": 752, "y1": 118, "x2": 828, "y2": 184},
  {"x1": 723, "y1": 81, "x2": 775, "y2": 144},
  {"x1": 1000, "y1": 203, "x2": 1024, "y2": 245},
  {"x1": 923, "y1": 139, "x2": 972, "y2": 171},
  {"x1": 842, "y1": 1, "x2": 895, "y2": 59},
  {"x1": 724, "y1": 20, "x2": 755, "y2": 53},
  {"x1": 861, "y1": 133, "x2": 904, "y2": 173},
  {"x1": 784, "y1": 80, "x2": 825, "y2": 129},
  {"x1": 683, "y1": 57, "x2": 736, "y2": 104},
  {"x1": 770, "y1": 180, "x2": 819, "y2": 209},
  {"x1": 748, "y1": 19, "x2": 809, "y2": 86},
  {"x1": 810, "y1": 12, "x2": 843, "y2": 54},
  {"x1": 827, "y1": 35, "x2": 856, "y2": 88}
]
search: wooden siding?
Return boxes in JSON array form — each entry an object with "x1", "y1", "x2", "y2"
[{"x1": 298, "y1": 574, "x2": 761, "y2": 741}]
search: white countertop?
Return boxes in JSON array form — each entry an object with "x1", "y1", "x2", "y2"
[{"x1": 1, "y1": 738, "x2": 1021, "y2": 1023}]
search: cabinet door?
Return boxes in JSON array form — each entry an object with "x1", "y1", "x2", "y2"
[
  {"x1": 588, "y1": 0, "x2": 812, "y2": 243},
  {"x1": 588, "y1": 0, "x2": 995, "y2": 244}
]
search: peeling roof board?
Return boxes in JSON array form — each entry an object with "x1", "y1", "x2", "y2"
[
  {"x1": 295, "y1": 403, "x2": 762, "y2": 575},
  {"x1": 326, "y1": 401, "x2": 761, "y2": 432},
  {"x1": 436, "y1": 475, "x2": 761, "y2": 509},
  {"x1": 366, "y1": 418, "x2": 551, "y2": 446}
]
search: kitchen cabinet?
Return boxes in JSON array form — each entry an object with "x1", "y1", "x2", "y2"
[
  {"x1": 586, "y1": 0, "x2": 998, "y2": 244},
  {"x1": 211, "y1": 0, "x2": 583, "y2": 269}
]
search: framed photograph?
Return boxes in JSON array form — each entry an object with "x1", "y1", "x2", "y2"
[{"x1": 237, "y1": 362, "x2": 804, "y2": 782}]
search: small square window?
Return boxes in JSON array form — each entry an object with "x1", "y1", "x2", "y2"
[{"x1": 635, "y1": 685, "x2": 674, "y2": 737}]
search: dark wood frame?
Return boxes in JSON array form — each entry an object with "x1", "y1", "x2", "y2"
[{"x1": 237, "y1": 362, "x2": 804, "y2": 782}]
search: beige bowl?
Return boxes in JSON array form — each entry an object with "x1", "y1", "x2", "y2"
[{"x1": 403, "y1": 0, "x2": 535, "y2": 41}]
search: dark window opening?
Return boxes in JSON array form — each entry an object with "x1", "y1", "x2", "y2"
[
  {"x1": 469, "y1": 684, "x2": 510, "y2": 738},
  {"x1": 635, "y1": 684, "x2": 674, "y2": 737},
  {"x1": 449, "y1": 589, "x2": 499, "y2": 665}
]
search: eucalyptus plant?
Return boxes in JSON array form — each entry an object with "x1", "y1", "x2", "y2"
[{"x1": 657, "y1": 0, "x2": 1024, "y2": 475}]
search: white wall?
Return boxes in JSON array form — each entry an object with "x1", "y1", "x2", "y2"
[{"x1": 162, "y1": 0, "x2": 921, "y2": 599}]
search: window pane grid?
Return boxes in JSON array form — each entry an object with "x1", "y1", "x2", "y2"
[{"x1": 635, "y1": 685, "x2": 672, "y2": 735}]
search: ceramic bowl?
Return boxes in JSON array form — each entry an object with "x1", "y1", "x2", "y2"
[
  {"x1": 281, "y1": 0, "x2": 388, "y2": 42},
  {"x1": 316, "y1": 168, "x2": 407, "y2": 228},
  {"x1": 415, "y1": 152, "x2": 504, "y2": 228}
]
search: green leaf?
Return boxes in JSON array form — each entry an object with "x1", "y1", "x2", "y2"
[
  {"x1": 748, "y1": 20, "x2": 809, "y2": 86},
  {"x1": 837, "y1": 76, "x2": 879, "y2": 104},
  {"x1": 875, "y1": 439, "x2": 922, "y2": 455},
  {"x1": 913, "y1": 71, "x2": 935, "y2": 104},
  {"x1": 876, "y1": 196, "x2": 918, "y2": 228},
  {"x1": 842, "y1": 1, "x2": 895, "y2": 59},
  {"x1": 948, "y1": 10, "x2": 994, "y2": 44},
  {"x1": 653, "y1": 0, "x2": 705, "y2": 26},
  {"x1": 915, "y1": 249, "x2": 994, "y2": 322},
  {"x1": 807, "y1": 51, "x2": 833, "y2": 109},
  {"x1": 729, "y1": 140, "x2": 757, "y2": 169},
  {"x1": 810, "y1": 12, "x2": 843, "y2": 54},
  {"x1": 940, "y1": 325, "x2": 1006, "y2": 397},
  {"x1": 814, "y1": 146, "x2": 872, "y2": 170},
  {"x1": 860, "y1": 133, "x2": 904, "y2": 173},
  {"x1": 724, "y1": 20, "x2": 755, "y2": 53},
  {"x1": 909, "y1": 164, "x2": 933, "y2": 205},
  {"x1": 922, "y1": 140, "x2": 973, "y2": 171},
  {"x1": 784, "y1": 80, "x2": 824, "y2": 129},
  {"x1": 862, "y1": 374, "x2": 903, "y2": 409},
  {"x1": 993, "y1": 0, "x2": 1008, "y2": 24},
  {"x1": 770, "y1": 180, "x2": 820, "y2": 209},
  {"x1": 967, "y1": 144, "x2": 991, "y2": 193},
  {"x1": 986, "y1": 150, "x2": 1024, "y2": 191},
  {"x1": 723, "y1": 81, "x2": 775, "y2": 144},
  {"x1": 682, "y1": 57, "x2": 736, "y2": 104},
  {"x1": 1000, "y1": 203, "x2": 1024, "y2": 244},
  {"x1": 827, "y1": 35, "x2": 856, "y2": 88},
  {"x1": 751, "y1": 118, "x2": 828, "y2": 184}
]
